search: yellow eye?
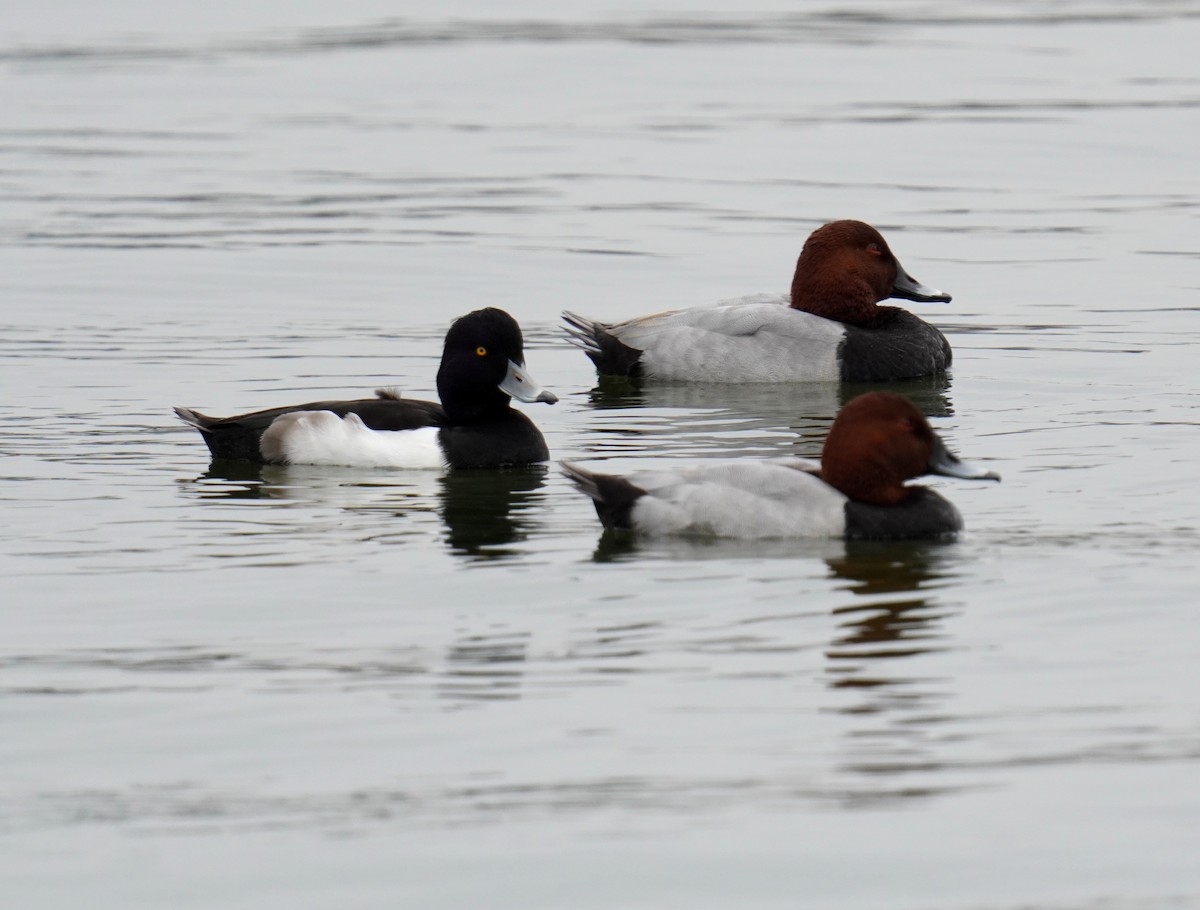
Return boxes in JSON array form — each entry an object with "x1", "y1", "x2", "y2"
[{"x1": 476, "y1": 346, "x2": 487, "y2": 356}]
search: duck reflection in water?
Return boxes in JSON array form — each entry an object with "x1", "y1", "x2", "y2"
[
  {"x1": 186, "y1": 460, "x2": 279, "y2": 499},
  {"x1": 582, "y1": 375, "x2": 953, "y2": 462},
  {"x1": 182, "y1": 462, "x2": 546, "y2": 561},
  {"x1": 437, "y1": 629, "x2": 531, "y2": 703},
  {"x1": 825, "y1": 541, "x2": 955, "y2": 671},
  {"x1": 439, "y1": 466, "x2": 547, "y2": 560},
  {"x1": 823, "y1": 541, "x2": 966, "y2": 802},
  {"x1": 588, "y1": 374, "x2": 953, "y2": 417}
]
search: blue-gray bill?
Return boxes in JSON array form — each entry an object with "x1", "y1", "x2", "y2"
[
  {"x1": 891, "y1": 264, "x2": 952, "y2": 303},
  {"x1": 500, "y1": 359, "x2": 558, "y2": 404},
  {"x1": 929, "y1": 434, "x2": 1000, "y2": 482}
]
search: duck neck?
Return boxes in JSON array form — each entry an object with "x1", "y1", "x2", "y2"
[
  {"x1": 791, "y1": 276, "x2": 885, "y2": 325},
  {"x1": 821, "y1": 454, "x2": 913, "y2": 506},
  {"x1": 441, "y1": 386, "x2": 512, "y2": 425}
]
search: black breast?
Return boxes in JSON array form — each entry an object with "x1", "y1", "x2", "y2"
[
  {"x1": 839, "y1": 309, "x2": 952, "y2": 382},
  {"x1": 437, "y1": 411, "x2": 549, "y2": 469},
  {"x1": 844, "y1": 487, "x2": 963, "y2": 541}
]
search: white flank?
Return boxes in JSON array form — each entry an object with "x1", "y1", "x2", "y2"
[
  {"x1": 624, "y1": 457, "x2": 847, "y2": 538},
  {"x1": 260, "y1": 411, "x2": 447, "y2": 469},
  {"x1": 610, "y1": 294, "x2": 845, "y2": 382}
]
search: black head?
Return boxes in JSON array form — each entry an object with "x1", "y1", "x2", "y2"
[{"x1": 437, "y1": 308, "x2": 554, "y2": 423}]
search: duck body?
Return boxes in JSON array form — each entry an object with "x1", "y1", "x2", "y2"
[
  {"x1": 564, "y1": 220, "x2": 952, "y2": 383},
  {"x1": 562, "y1": 457, "x2": 964, "y2": 541},
  {"x1": 175, "y1": 394, "x2": 445, "y2": 463},
  {"x1": 567, "y1": 294, "x2": 950, "y2": 383},
  {"x1": 562, "y1": 391, "x2": 998, "y2": 541},
  {"x1": 175, "y1": 308, "x2": 556, "y2": 469}
]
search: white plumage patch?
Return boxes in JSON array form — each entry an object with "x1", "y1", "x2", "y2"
[
  {"x1": 610, "y1": 294, "x2": 846, "y2": 382},
  {"x1": 259, "y1": 411, "x2": 447, "y2": 469},
  {"x1": 624, "y1": 457, "x2": 848, "y2": 538}
]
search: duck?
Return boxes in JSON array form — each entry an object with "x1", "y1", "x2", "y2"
[
  {"x1": 561, "y1": 391, "x2": 998, "y2": 540},
  {"x1": 563, "y1": 220, "x2": 952, "y2": 383},
  {"x1": 174, "y1": 307, "x2": 558, "y2": 469}
]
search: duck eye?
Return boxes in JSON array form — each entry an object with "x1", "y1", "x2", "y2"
[
  {"x1": 476, "y1": 346, "x2": 488, "y2": 356},
  {"x1": 867, "y1": 242, "x2": 882, "y2": 256}
]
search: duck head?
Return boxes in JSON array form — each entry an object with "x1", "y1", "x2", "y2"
[
  {"x1": 437, "y1": 308, "x2": 558, "y2": 423},
  {"x1": 790, "y1": 220, "x2": 951, "y2": 325},
  {"x1": 820, "y1": 391, "x2": 998, "y2": 506}
]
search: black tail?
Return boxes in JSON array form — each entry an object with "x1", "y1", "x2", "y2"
[
  {"x1": 173, "y1": 406, "x2": 267, "y2": 461},
  {"x1": 173, "y1": 406, "x2": 215, "y2": 432},
  {"x1": 561, "y1": 311, "x2": 644, "y2": 378},
  {"x1": 560, "y1": 460, "x2": 646, "y2": 530}
]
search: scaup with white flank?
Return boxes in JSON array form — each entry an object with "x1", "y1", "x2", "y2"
[{"x1": 175, "y1": 307, "x2": 557, "y2": 469}]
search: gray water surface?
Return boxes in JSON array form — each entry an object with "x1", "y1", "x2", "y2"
[{"x1": 3, "y1": 3, "x2": 1200, "y2": 908}]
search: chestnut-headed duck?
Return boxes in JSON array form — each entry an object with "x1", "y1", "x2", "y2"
[
  {"x1": 563, "y1": 220, "x2": 952, "y2": 383},
  {"x1": 175, "y1": 308, "x2": 557, "y2": 469},
  {"x1": 561, "y1": 391, "x2": 998, "y2": 540}
]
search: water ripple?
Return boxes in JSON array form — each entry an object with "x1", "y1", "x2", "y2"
[{"x1": 6, "y1": 6, "x2": 1200, "y2": 67}]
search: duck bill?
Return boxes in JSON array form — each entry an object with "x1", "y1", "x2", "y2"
[
  {"x1": 499, "y1": 359, "x2": 558, "y2": 404},
  {"x1": 928, "y1": 434, "x2": 1000, "y2": 481},
  {"x1": 891, "y1": 263, "x2": 952, "y2": 303}
]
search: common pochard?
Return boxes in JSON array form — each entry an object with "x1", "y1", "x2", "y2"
[
  {"x1": 564, "y1": 220, "x2": 951, "y2": 383},
  {"x1": 561, "y1": 391, "x2": 998, "y2": 540}
]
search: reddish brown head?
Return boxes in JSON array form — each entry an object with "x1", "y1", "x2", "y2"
[
  {"x1": 789, "y1": 220, "x2": 950, "y2": 325},
  {"x1": 821, "y1": 392, "x2": 965, "y2": 506}
]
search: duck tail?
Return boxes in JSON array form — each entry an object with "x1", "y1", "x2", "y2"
[
  {"x1": 560, "y1": 460, "x2": 645, "y2": 531},
  {"x1": 561, "y1": 459, "x2": 604, "y2": 500},
  {"x1": 173, "y1": 406, "x2": 215, "y2": 433},
  {"x1": 561, "y1": 311, "x2": 603, "y2": 355},
  {"x1": 561, "y1": 311, "x2": 643, "y2": 378}
]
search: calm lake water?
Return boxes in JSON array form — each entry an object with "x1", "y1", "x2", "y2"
[{"x1": 3, "y1": 2, "x2": 1200, "y2": 908}]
